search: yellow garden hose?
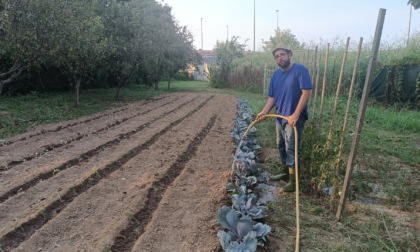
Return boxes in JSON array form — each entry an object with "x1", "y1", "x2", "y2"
[{"x1": 241, "y1": 114, "x2": 300, "y2": 252}]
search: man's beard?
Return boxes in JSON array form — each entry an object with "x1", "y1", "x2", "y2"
[{"x1": 278, "y1": 58, "x2": 291, "y2": 69}]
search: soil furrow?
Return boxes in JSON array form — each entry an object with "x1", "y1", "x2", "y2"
[
  {"x1": 0, "y1": 95, "x2": 213, "y2": 251},
  {"x1": 0, "y1": 94, "x2": 209, "y2": 240},
  {"x1": 0, "y1": 95, "x2": 182, "y2": 170},
  {"x1": 110, "y1": 115, "x2": 217, "y2": 252},
  {"x1": 0, "y1": 94, "x2": 200, "y2": 197},
  {"x1": 0, "y1": 95, "x2": 202, "y2": 202},
  {"x1": 10, "y1": 94, "x2": 229, "y2": 252},
  {"x1": 0, "y1": 96, "x2": 166, "y2": 147},
  {"x1": 132, "y1": 114, "x2": 236, "y2": 251}
]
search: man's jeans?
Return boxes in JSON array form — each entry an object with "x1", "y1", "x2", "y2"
[{"x1": 276, "y1": 117, "x2": 306, "y2": 169}]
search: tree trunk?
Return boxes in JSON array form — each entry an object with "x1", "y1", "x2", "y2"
[
  {"x1": 0, "y1": 62, "x2": 26, "y2": 96},
  {"x1": 116, "y1": 78, "x2": 126, "y2": 100},
  {"x1": 0, "y1": 81, "x2": 5, "y2": 96},
  {"x1": 75, "y1": 77, "x2": 81, "y2": 106},
  {"x1": 167, "y1": 77, "x2": 171, "y2": 90},
  {"x1": 37, "y1": 70, "x2": 45, "y2": 92},
  {"x1": 154, "y1": 81, "x2": 159, "y2": 91}
]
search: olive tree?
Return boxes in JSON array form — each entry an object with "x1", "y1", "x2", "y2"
[
  {"x1": 0, "y1": 0, "x2": 65, "y2": 95},
  {"x1": 163, "y1": 25, "x2": 202, "y2": 89},
  {"x1": 49, "y1": 0, "x2": 107, "y2": 106},
  {"x1": 408, "y1": 0, "x2": 420, "y2": 9},
  {"x1": 262, "y1": 28, "x2": 303, "y2": 53},
  {"x1": 212, "y1": 37, "x2": 246, "y2": 87}
]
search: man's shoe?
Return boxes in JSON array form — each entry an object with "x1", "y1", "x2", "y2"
[
  {"x1": 269, "y1": 165, "x2": 289, "y2": 181},
  {"x1": 282, "y1": 167, "x2": 296, "y2": 192}
]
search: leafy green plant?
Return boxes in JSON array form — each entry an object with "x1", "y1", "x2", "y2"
[
  {"x1": 235, "y1": 175, "x2": 257, "y2": 188},
  {"x1": 217, "y1": 206, "x2": 271, "y2": 251},
  {"x1": 232, "y1": 186, "x2": 266, "y2": 220},
  {"x1": 233, "y1": 163, "x2": 262, "y2": 178}
]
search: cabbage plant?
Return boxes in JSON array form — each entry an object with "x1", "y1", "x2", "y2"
[
  {"x1": 217, "y1": 206, "x2": 271, "y2": 251},
  {"x1": 232, "y1": 186, "x2": 266, "y2": 220}
]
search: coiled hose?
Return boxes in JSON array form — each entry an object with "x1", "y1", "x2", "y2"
[{"x1": 241, "y1": 114, "x2": 300, "y2": 252}]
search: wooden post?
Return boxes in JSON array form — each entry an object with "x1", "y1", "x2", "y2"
[
  {"x1": 311, "y1": 46, "x2": 318, "y2": 83},
  {"x1": 307, "y1": 50, "x2": 312, "y2": 73},
  {"x1": 336, "y1": 9, "x2": 386, "y2": 221},
  {"x1": 311, "y1": 57, "x2": 321, "y2": 127},
  {"x1": 318, "y1": 43, "x2": 330, "y2": 138},
  {"x1": 327, "y1": 37, "x2": 350, "y2": 142},
  {"x1": 263, "y1": 63, "x2": 267, "y2": 95},
  {"x1": 336, "y1": 37, "x2": 363, "y2": 176}
]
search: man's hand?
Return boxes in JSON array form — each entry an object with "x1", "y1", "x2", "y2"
[
  {"x1": 256, "y1": 112, "x2": 267, "y2": 122},
  {"x1": 287, "y1": 114, "x2": 299, "y2": 127}
]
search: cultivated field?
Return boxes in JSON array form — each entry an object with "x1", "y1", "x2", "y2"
[{"x1": 0, "y1": 92, "x2": 237, "y2": 252}]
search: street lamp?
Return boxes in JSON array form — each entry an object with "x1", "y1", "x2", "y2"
[
  {"x1": 276, "y1": 10, "x2": 279, "y2": 31},
  {"x1": 201, "y1": 18, "x2": 204, "y2": 50}
]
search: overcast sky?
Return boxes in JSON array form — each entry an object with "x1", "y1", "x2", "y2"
[{"x1": 162, "y1": 0, "x2": 420, "y2": 51}]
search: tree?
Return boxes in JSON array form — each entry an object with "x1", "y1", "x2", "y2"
[
  {"x1": 212, "y1": 36, "x2": 246, "y2": 87},
  {"x1": 142, "y1": 1, "x2": 178, "y2": 91},
  {"x1": 0, "y1": 0, "x2": 198, "y2": 100},
  {"x1": 98, "y1": 0, "x2": 139, "y2": 100},
  {"x1": 0, "y1": 0, "x2": 107, "y2": 103},
  {"x1": 163, "y1": 25, "x2": 202, "y2": 89},
  {"x1": 0, "y1": 0, "x2": 64, "y2": 95},
  {"x1": 262, "y1": 28, "x2": 303, "y2": 53},
  {"x1": 408, "y1": 0, "x2": 420, "y2": 9},
  {"x1": 49, "y1": 0, "x2": 107, "y2": 106}
]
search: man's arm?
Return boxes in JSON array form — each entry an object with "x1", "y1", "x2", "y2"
[{"x1": 256, "y1": 96, "x2": 275, "y2": 121}]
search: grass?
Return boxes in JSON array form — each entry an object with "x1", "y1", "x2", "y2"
[
  {"x1": 0, "y1": 82, "x2": 204, "y2": 139},
  {"x1": 239, "y1": 87, "x2": 419, "y2": 251},
  {"x1": 0, "y1": 80, "x2": 418, "y2": 251}
]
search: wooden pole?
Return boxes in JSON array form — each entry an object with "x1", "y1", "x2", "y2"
[
  {"x1": 336, "y1": 9, "x2": 386, "y2": 221},
  {"x1": 318, "y1": 43, "x2": 330, "y2": 138},
  {"x1": 263, "y1": 63, "x2": 267, "y2": 95},
  {"x1": 312, "y1": 46, "x2": 318, "y2": 82},
  {"x1": 327, "y1": 37, "x2": 350, "y2": 142},
  {"x1": 307, "y1": 49, "x2": 314, "y2": 108},
  {"x1": 336, "y1": 37, "x2": 364, "y2": 176},
  {"x1": 311, "y1": 57, "x2": 321, "y2": 127}
]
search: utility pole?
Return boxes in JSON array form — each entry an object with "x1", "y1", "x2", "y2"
[
  {"x1": 201, "y1": 17, "x2": 204, "y2": 50},
  {"x1": 253, "y1": 0, "x2": 255, "y2": 51},
  {"x1": 226, "y1": 25, "x2": 229, "y2": 41},
  {"x1": 276, "y1": 9, "x2": 279, "y2": 31},
  {"x1": 407, "y1": 5, "x2": 412, "y2": 47}
]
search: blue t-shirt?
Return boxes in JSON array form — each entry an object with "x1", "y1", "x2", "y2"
[{"x1": 268, "y1": 63, "x2": 313, "y2": 125}]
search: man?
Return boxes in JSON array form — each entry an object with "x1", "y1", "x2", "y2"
[{"x1": 256, "y1": 44, "x2": 312, "y2": 192}]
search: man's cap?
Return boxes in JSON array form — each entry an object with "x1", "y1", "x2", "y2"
[{"x1": 272, "y1": 44, "x2": 292, "y2": 56}]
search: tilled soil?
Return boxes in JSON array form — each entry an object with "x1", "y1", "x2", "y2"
[{"x1": 0, "y1": 92, "x2": 237, "y2": 252}]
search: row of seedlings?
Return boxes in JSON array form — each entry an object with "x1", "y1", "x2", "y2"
[{"x1": 216, "y1": 98, "x2": 271, "y2": 251}]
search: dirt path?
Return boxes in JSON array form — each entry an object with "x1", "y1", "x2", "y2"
[{"x1": 0, "y1": 92, "x2": 237, "y2": 252}]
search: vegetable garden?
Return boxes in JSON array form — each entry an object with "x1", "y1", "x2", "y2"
[{"x1": 0, "y1": 92, "x2": 239, "y2": 251}]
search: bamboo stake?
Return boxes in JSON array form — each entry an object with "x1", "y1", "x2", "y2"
[
  {"x1": 311, "y1": 57, "x2": 321, "y2": 127},
  {"x1": 336, "y1": 37, "x2": 364, "y2": 176},
  {"x1": 263, "y1": 63, "x2": 267, "y2": 95},
  {"x1": 327, "y1": 37, "x2": 350, "y2": 143},
  {"x1": 336, "y1": 9, "x2": 386, "y2": 221},
  {"x1": 307, "y1": 48, "x2": 315, "y2": 109},
  {"x1": 318, "y1": 43, "x2": 330, "y2": 138},
  {"x1": 311, "y1": 46, "x2": 318, "y2": 84},
  {"x1": 305, "y1": 49, "x2": 311, "y2": 68}
]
